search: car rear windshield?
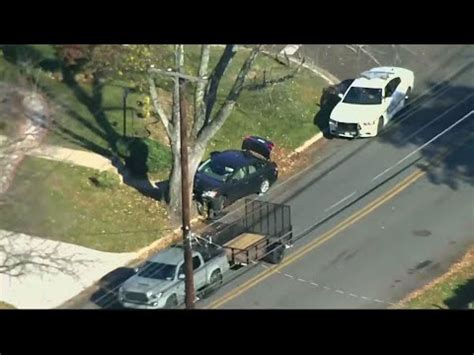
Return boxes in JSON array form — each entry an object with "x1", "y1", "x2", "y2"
[
  {"x1": 343, "y1": 87, "x2": 382, "y2": 105},
  {"x1": 138, "y1": 262, "x2": 176, "y2": 280},
  {"x1": 198, "y1": 159, "x2": 235, "y2": 182}
]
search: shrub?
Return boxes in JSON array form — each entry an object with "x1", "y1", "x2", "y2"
[
  {"x1": 117, "y1": 137, "x2": 171, "y2": 176},
  {"x1": 90, "y1": 170, "x2": 121, "y2": 189}
]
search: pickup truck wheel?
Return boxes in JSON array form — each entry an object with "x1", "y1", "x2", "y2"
[
  {"x1": 202, "y1": 269, "x2": 223, "y2": 298},
  {"x1": 263, "y1": 242, "x2": 285, "y2": 264},
  {"x1": 164, "y1": 294, "x2": 178, "y2": 309}
]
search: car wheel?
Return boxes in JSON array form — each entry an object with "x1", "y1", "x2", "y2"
[
  {"x1": 196, "y1": 201, "x2": 206, "y2": 216},
  {"x1": 207, "y1": 196, "x2": 226, "y2": 220},
  {"x1": 376, "y1": 116, "x2": 384, "y2": 135},
  {"x1": 202, "y1": 269, "x2": 223, "y2": 298},
  {"x1": 258, "y1": 179, "x2": 270, "y2": 195},
  {"x1": 164, "y1": 294, "x2": 178, "y2": 309}
]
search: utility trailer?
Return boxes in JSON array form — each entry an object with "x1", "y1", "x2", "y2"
[{"x1": 198, "y1": 199, "x2": 293, "y2": 266}]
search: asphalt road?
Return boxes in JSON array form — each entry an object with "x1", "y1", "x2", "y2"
[
  {"x1": 73, "y1": 45, "x2": 474, "y2": 309},
  {"x1": 197, "y1": 45, "x2": 474, "y2": 309}
]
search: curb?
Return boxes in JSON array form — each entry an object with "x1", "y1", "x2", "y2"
[{"x1": 293, "y1": 131, "x2": 325, "y2": 155}]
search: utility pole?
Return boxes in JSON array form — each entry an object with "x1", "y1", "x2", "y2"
[
  {"x1": 148, "y1": 66, "x2": 207, "y2": 309},
  {"x1": 179, "y1": 77, "x2": 195, "y2": 309}
]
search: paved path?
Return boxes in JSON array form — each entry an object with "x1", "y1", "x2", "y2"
[{"x1": 0, "y1": 229, "x2": 136, "y2": 309}]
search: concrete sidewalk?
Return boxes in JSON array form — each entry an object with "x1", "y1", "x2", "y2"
[
  {"x1": 29, "y1": 144, "x2": 116, "y2": 172},
  {"x1": 0, "y1": 229, "x2": 137, "y2": 309}
]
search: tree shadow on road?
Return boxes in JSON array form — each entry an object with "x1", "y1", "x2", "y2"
[
  {"x1": 377, "y1": 71, "x2": 474, "y2": 191},
  {"x1": 310, "y1": 59, "x2": 474, "y2": 192}
]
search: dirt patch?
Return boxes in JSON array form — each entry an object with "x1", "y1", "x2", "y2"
[{"x1": 273, "y1": 135, "x2": 329, "y2": 179}]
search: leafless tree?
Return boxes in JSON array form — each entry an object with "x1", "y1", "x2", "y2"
[{"x1": 147, "y1": 45, "x2": 303, "y2": 219}]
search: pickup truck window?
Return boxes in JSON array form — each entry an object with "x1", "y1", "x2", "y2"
[
  {"x1": 178, "y1": 264, "x2": 185, "y2": 277},
  {"x1": 138, "y1": 262, "x2": 176, "y2": 281},
  {"x1": 192, "y1": 256, "x2": 202, "y2": 270}
]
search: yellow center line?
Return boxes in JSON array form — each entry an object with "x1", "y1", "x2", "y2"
[{"x1": 205, "y1": 130, "x2": 474, "y2": 309}]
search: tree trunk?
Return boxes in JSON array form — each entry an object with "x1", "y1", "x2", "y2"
[
  {"x1": 168, "y1": 142, "x2": 181, "y2": 220},
  {"x1": 167, "y1": 142, "x2": 205, "y2": 222}
]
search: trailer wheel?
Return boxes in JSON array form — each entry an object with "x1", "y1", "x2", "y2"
[
  {"x1": 263, "y1": 242, "x2": 285, "y2": 264},
  {"x1": 164, "y1": 294, "x2": 178, "y2": 309},
  {"x1": 202, "y1": 269, "x2": 223, "y2": 298}
]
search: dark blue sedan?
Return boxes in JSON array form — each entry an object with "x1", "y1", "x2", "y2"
[{"x1": 194, "y1": 136, "x2": 278, "y2": 219}]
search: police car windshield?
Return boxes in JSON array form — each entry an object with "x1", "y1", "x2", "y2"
[
  {"x1": 343, "y1": 87, "x2": 382, "y2": 105},
  {"x1": 198, "y1": 159, "x2": 235, "y2": 182}
]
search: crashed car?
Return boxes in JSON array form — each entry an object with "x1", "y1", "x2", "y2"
[
  {"x1": 193, "y1": 136, "x2": 278, "y2": 219},
  {"x1": 329, "y1": 66, "x2": 415, "y2": 138}
]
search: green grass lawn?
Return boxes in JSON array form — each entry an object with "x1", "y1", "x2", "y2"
[
  {"x1": 402, "y1": 249, "x2": 474, "y2": 309},
  {"x1": 0, "y1": 45, "x2": 328, "y2": 253},
  {"x1": 185, "y1": 46, "x2": 326, "y2": 154},
  {"x1": 1, "y1": 44, "x2": 327, "y2": 162},
  {"x1": 0, "y1": 45, "x2": 149, "y2": 155},
  {"x1": 0, "y1": 156, "x2": 169, "y2": 252}
]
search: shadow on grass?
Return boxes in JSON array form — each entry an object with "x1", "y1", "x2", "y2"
[
  {"x1": 1, "y1": 45, "x2": 61, "y2": 72},
  {"x1": 1, "y1": 45, "x2": 173, "y2": 205},
  {"x1": 444, "y1": 278, "x2": 474, "y2": 309},
  {"x1": 90, "y1": 266, "x2": 137, "y2": 309}
]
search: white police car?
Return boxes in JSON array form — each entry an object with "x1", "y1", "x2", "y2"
[{"x1": 329, "y1": 67, "x2": 415, "y2": 138}]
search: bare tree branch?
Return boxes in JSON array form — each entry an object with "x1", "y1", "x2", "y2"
[
  {"x1": 170, "y1": 45, "x2": 184, "y2": 143},
  {"x1": 197, "y1": 46, "x2": 261, "y2": 145},
  {"x1": 202, "y1": 45, "x2": 237, "y2": 130},
  {"x1": 147, "y1": 75, "x2": 172, "y2": 138},
  {"x1": 244, "y1": 56, "x2": 305, "y2": 91},
  {"x1": 148, "y1": 68, "x2": 206, "y2": 82},
  {"x1": 176, "y1": 44, "x2": 184, "y2": 69},
  {"x1": 0, "y1": 231, "x2": 92, "y2": 279},
  {"x1": 192, "y1": 45, "x2": 210, "y2": 139},
  {"x1": 345, "y1": 45, "x2": 358, "y2": 54}
]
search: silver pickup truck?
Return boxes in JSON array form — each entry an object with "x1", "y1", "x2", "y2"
[{"x1": 119, "y1": 245, "x2": 230, "y2": 309}]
